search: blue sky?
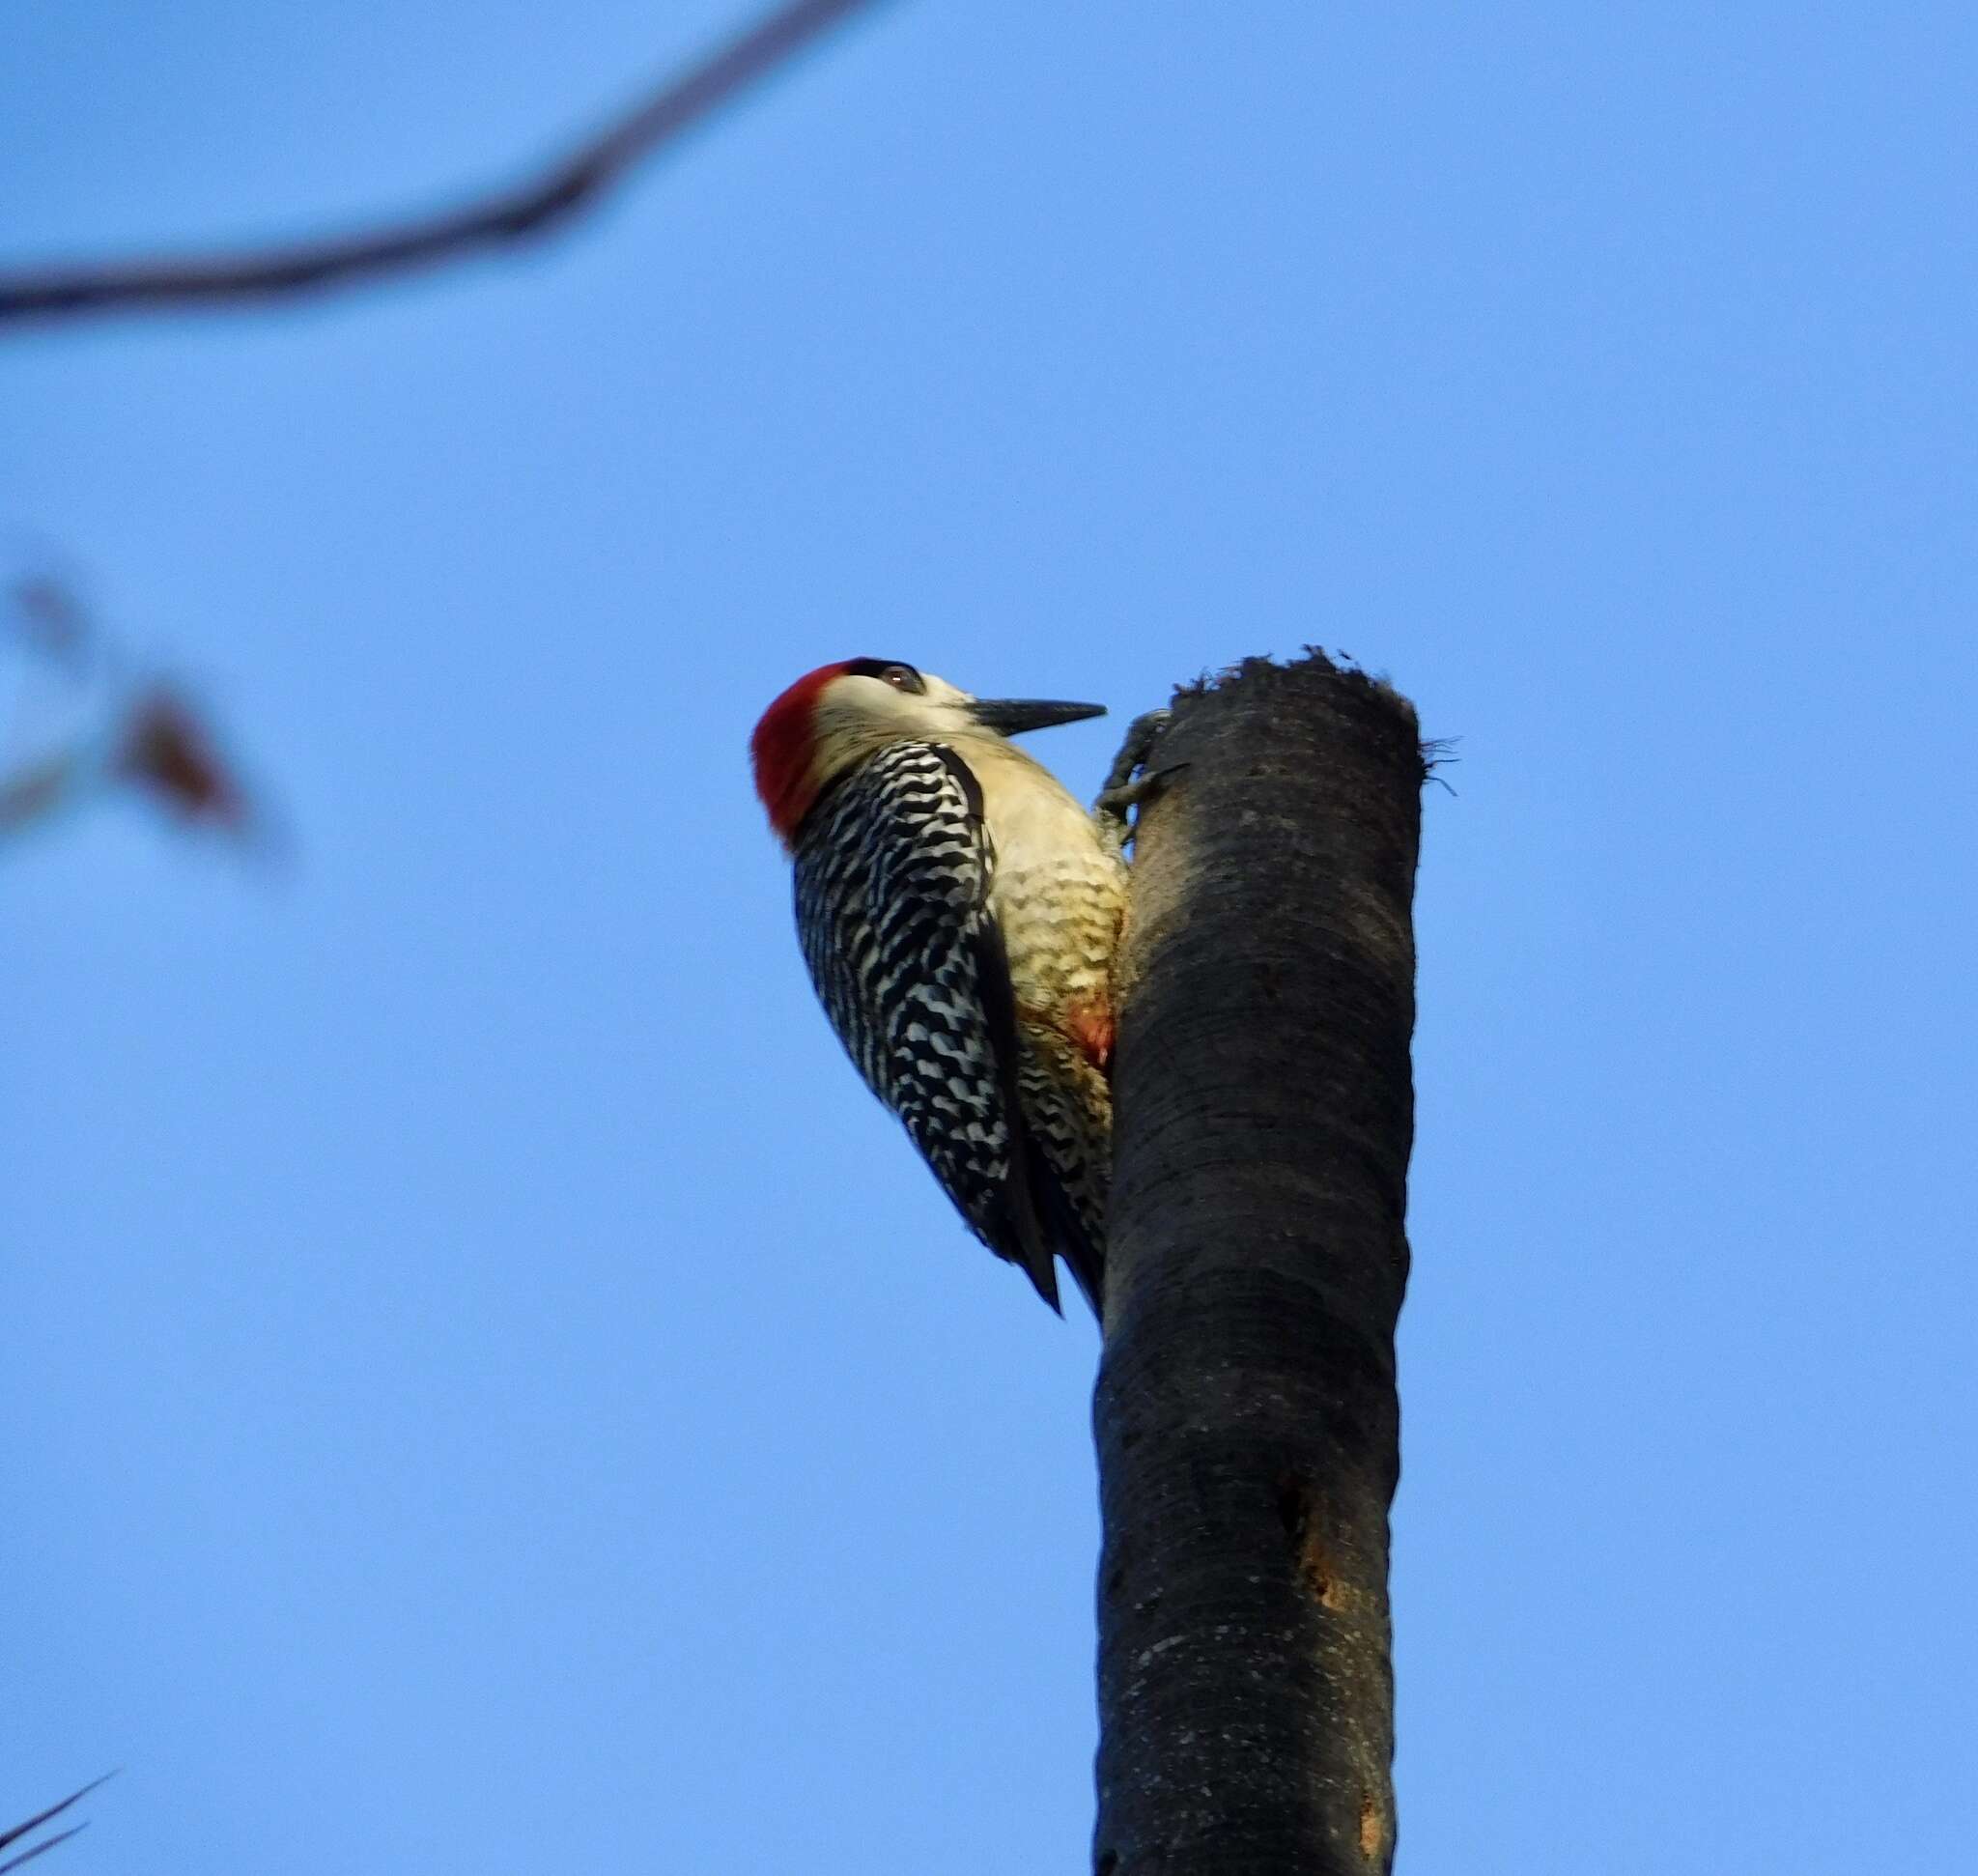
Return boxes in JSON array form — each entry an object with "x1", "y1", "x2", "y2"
[{"x1": 5, "y1": 2, "x2": 1975, "y2": 1869}]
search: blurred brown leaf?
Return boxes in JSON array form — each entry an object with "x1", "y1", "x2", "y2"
[{"x1": 112, "y1": 685, "x2": 250, "y2": 830}]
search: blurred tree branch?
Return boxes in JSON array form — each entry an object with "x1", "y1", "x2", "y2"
[{"x1": 0, "y1": 0, "x2": 887, "y2": 331}]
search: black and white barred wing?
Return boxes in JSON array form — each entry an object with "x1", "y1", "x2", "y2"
[{"x1": 791, "y1": 742, "x2": 1060, "y2": 1305}]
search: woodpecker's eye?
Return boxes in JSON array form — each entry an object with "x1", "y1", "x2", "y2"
[{"x1": 842, "y1": 656, "x2": 926, "y2": 695}]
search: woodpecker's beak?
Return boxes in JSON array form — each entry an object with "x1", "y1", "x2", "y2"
[{"x1": 970, "y1": 696, "x2": 1108, "y2": 737}]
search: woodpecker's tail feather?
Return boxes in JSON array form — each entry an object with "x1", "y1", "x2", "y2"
[
  {"x1": 1023, "y1": 1137, "x2": 1103, "y2": 1323},
  {"x1": 976, "y1": 1133, "x2": 1105, "y2": 1320},
  {"x1": 1060, "y1": 1234, "x2": 1104, "y2": 1323},
  {"x1": 1017, "y1": 1240, "x2": 1064, "y2": 1317},
  {"x1": 985, "y1": 1142, "x2": 1063, "y2": 1315}
]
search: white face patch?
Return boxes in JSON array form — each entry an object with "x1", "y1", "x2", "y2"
[{"x1": 810, "y1": 669, "x2": 981, "y2": 769}]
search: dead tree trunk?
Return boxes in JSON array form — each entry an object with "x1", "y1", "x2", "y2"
[{"x1": 1093, "y1": 652, "x2": 1424, "y2": 1876}]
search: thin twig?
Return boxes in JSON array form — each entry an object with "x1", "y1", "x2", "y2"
[
  {"x1": 0, "y1": 1775, "x2": 116, "y2": 1874},
  {"x1": 0, "y1": 0, "x2": 888, "y2": 330}
]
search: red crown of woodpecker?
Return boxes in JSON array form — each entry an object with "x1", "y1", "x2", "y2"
[{"x1": 749, "y1": 661, "x2": 852, "y2": 846}]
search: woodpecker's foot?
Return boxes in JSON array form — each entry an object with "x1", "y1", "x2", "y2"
[
  {"x1": 1098, "y1": 708, "x2": 1172, "y2": 802},
  {"x1": 1094, "y1": 708, "x2": 1179, "y2": 855}
]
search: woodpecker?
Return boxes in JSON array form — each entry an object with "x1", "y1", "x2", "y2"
[{"x1": 750, "y1": 659, "x2": 1126, "y2": 1318}]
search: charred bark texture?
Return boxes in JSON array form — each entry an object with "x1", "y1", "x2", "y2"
[{"x1": 1094, "y1": 652, "x2": 1423, "y2": 1876}]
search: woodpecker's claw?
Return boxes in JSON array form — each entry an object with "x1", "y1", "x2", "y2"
[
  {"x1": 1093, "y1": 708, "x2": 1180, "y2": 855},
  {"x1": 1098, "y1": 708, "x2": 1173, "y2": 803}
]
